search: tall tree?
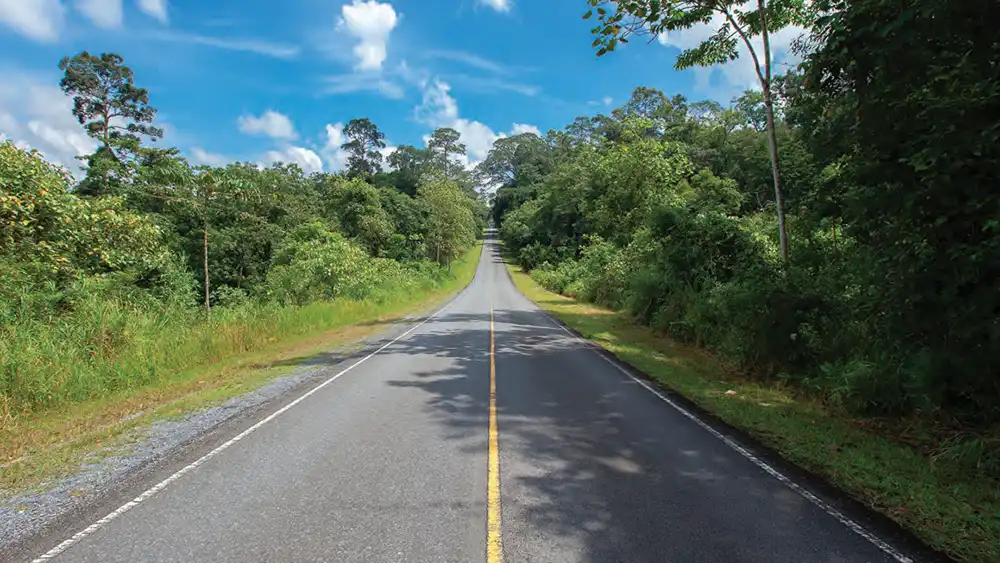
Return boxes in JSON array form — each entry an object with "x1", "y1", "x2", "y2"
[
  {"x1": 584, "y1": 0, "x2": 811, "y2": 262},
  {"x1": 341, "y1": 118, "x2": 386, "y2": 180},
  {"x1": 426, "y1": 127, "x2": 467, "y2": 178},
  {"x1": 59, "y1": 52, "x2": 163, "y2": 197},
  {"x1": 732, "y1": 89, "x2": 767, "y2": 132}
]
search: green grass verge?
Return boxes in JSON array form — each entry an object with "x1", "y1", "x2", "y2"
[
  {"x1": 0, "y1": 244, "x2": 482, "y2": 498},
  {"x1": 506, "y1": 262, "x2": 999, "y2": 563}
]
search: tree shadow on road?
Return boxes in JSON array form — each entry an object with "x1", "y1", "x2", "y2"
[{"x1": 376, "y1": 302, "x2": 878, "y2": 563}]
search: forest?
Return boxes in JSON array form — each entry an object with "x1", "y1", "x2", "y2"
[
  {"x1": 492, "y1": 0, "x2": 999, "y2": 468},
  {"x1": 0, "y1": 51, "x2": 486, "y2": 417}
]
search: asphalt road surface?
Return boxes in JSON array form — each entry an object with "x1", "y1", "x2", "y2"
[{"x1": 24, "y1": 233, "x2": 908, "y2": 563}]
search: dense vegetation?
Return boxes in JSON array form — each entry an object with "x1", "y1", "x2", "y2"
[
  {"x1": 492, "y1": 0, "x2": 999, "y2": 471},
  {"x1": 0, "y1": 52, "x2": 485, "y2": 417}
]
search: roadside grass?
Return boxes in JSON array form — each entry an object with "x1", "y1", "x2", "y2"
[
  {"x1": 506, "y1": 263, "x2": 1000, "y2": 563},
  {"x1": 0, "y1": 243, "x2": 481, "y2": 498}
]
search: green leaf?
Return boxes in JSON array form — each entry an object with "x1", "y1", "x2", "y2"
[{"x1": 583, "y1": 10, "x2": 593, "y2": 20}]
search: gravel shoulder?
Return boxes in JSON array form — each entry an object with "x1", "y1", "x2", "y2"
[{"x1": 0, "y1": 304, "x2": 439, "y2": 557}]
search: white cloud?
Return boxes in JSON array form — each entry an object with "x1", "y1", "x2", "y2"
[
  {"x1": 75, "y1": 0, "x2": 123, "y2": 29},
  {"x1": 0, "y1": 0, "x2": 65, "y2": 42},
  {"x1": 321, "y1": 122, "x2": 348, "y2": 171},
  {"x1": 237, "y1": 110, "x2": 297, "y2": 140},
  {"x1": 150, "y1": 30, "x2": 300, "y2": 58},
  {"x1": 657, "y1": 2, "x2": 806, "y2": 99},
  {"x1": 0, "y1": 71, "x2": 99, "y2": 173},
  {"x1": 603, "y1": 96, "x2": 613, "y2": 106},
  {"x1": 415, "y1": 79, "x2": 537, "y2": 167},
  {"x1": 338, "y1": 0, "x2": 399, "y2": 71},
  {"x1": 191, "y1": 147, "x2": 229, "y2": 167},
  {"x1": 511, "y1": 123, "x2": 540, "y2": 136},
  {"x1": 136, "y1": 0, "x2": 168, "y2": 23},
  {"x1": 264, "y1": 146, "x2": 323, "y2": 174},
  {"x1": 479, "y1": 0, "x2": 512, "y2": 13}
]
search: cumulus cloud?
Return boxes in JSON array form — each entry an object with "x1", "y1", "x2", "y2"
[
  {"x1": 511, "y1": 123, "x2": 540, "y2": 136},
  {"x1": 75, "y1": 0, "x2": 124, "y2": 29},
  {"x1": 137, "y1": 0, "x2": 168, "y2": 23},
  {"x1": 237, "y1": 110, "x2": 297, "y2": 140},
  {"x1": 338, "y1": 0, "x2": 399, "y2": 71},
  {"x1": 190, "y1": 147, "x2": 229, "y2": 167},
  {"x1": 0, "y1": 71, "x2": 98, "y2": 173},
  {"x1": 321, "y1": 122, "x2": 349, "y2": 171},
  {"x1": 0, "y1": 0, "x2": 65, "y2": 42},
  {"x1": 657, "y1": 2, "x2": 806, "y2": 99},
  {"x1": 264, "y1": 146, "x2": 323, "y2": 174},
  {"x1": 479, "y1": 0, "x2": 512, "y2": 13},
  {"x1": 415, "y1": 79, "x2": 538, "y2": 167},
  {"x1": 603, "y1": 96, "x2": 613, "y2": 106}
]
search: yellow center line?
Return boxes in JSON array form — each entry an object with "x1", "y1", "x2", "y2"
[{"x1": 487, "y1": 306, "x2": 504, "y2": 563}]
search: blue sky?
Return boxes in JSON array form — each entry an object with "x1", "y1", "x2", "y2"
[{"x1": 0, "y1": 0, "x2": 800, "y2": 175}]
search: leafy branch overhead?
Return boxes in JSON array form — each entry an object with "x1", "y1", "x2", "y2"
[{"x1": 585, "y1": 0, "x2": 811, "y2": 73}]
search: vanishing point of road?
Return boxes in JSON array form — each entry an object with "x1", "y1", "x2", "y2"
[{"x1": 22, "y1": 232, "x2": 911, "y2": 563}]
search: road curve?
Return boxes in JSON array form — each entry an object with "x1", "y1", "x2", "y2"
[{"x1": 23, "y1": 233, "x2": 906, "y2": 563}]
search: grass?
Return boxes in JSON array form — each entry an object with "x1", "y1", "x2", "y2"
[
  {"x1": 0, "y1": 243, "x2": 482, "y2": 498},
  {"x1": 506, "y1": 262, "x2": 1000, "y2": 563}
]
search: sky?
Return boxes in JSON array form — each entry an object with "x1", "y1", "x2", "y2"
[{"x1": 0, "y1": 0, "x2": 805, "y2": 176}]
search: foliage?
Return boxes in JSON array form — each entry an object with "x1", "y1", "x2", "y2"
[
  {"x1": 265, "y1": 223, "x2": 402, "y2": 305},
  {"x1": 321, "y1": 176, "x2": 395, "y2": 256},
  {"x1": 0, "y1": 142, "x2": 171, "y2": 291}
]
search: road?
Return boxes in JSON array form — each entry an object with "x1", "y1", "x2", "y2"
[{"x1": 24, "y1": 234, "x2": 907, "y2": 563}]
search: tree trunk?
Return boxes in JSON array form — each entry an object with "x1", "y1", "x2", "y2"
[
  {"x1": 203, "y1": 218, "x2": 211, "y2": 312},
  {"x1": 758, "y1": 0, "x2": 790, "y2": 263},
  {"x1": 763, "y1": 91, "x2": 789, "y2": 263}
]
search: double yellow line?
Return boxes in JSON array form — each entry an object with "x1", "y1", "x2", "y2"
[{"x1": 487, "y1": 306, "x2": 503, "y2": 563}]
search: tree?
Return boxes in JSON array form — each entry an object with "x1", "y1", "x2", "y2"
[
  {"x1": 584, "y1": 0, "x2": 812, "y2": 262},
  {"x1": 59, "y1": 52, "x2": 163, "y2": 196},
  {"x1": 417, "y1": 175, "x2": 476, "y2": 266},
  {"x1": 732, "y1": 89, "x2": 767, "y2": 132},
  {"x1": 475, "y1": 133, "x2": 549, "y2": 189},
  {"x1": 139, "y1": 158, "x2": 258, "y2": 311},
  {"x1": 341, "y1": 118, "x2": 386, "y2": 180},
  {"x1": 321, "y1": 176, "x2": 395, "y2": 256},
  {"x1": 427, "y1": 127, "x2": 467, "y2": 178},
  {"x1": 385, "y1": 145, "x2": 429, "y2": 196}
]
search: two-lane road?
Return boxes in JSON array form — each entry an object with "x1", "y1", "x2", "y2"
[{"x1": 23, "y1": 234, "x2": 907, "y2": 562}]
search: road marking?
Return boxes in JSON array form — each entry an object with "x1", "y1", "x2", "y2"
[
  {"x1": 536, "y1": 309, "x2": 914, "y2": 563},
  {"x1": 29, "y1": 300, "x2": 460, "y2": 563},
  {"x1": 487, "y1": 306, "x2": 504, "y2": 563}
]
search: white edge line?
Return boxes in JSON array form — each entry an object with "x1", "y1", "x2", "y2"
[
  {"x1": 536, "y1": 309, "x2": 914, "y2": 563},
  {"x1": 30, "y1": 299, "x2": 459, "y2": 563}
]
